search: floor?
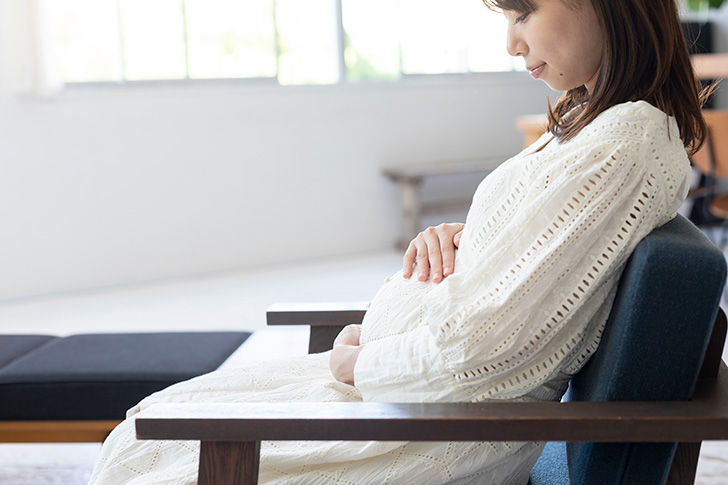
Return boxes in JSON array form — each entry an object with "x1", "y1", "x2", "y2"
[{"x1": 0, "y1": 249, "x2": 726, "y2": 484}]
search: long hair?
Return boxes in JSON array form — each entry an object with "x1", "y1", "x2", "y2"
[{"x1": 483, "y1": 0, "x2": 709, "y2": 155}]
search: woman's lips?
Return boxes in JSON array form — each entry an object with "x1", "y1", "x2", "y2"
[{"x1": 528, "y1": 63, "x2": 546, "y2": 79}]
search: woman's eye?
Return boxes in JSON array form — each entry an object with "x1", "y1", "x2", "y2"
[{"x1": 515, "y1": 12, "x2": 529, "y2": 23}]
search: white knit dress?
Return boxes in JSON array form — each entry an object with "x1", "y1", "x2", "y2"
[{"x1": 89, "y1": 101, "x2": 691, "y2": 485}]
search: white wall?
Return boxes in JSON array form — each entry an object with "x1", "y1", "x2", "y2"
[{"x1": 0, "y1": 32, "x2": 553, "y2": 300}]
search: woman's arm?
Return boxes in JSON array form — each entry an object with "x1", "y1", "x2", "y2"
[{"x1": 402, "y1": 223, "x2": 464, "y2": 283}]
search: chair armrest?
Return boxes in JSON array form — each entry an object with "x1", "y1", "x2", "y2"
[
  {"x1": 136, "y1": 362, "x2": 728, "y2": 444},
  {"x1": 135, "y1": 363, "x2": 728, "y2": 485},
  {"x1": 266, "y1": 302, "x2": 369, "y2": 353},
  {"x1": 266, "y1": 302, "x2": 369, "y2": 326},
  {"x1": 136, "y1": 398, "x2": 728, "y2": 443}
]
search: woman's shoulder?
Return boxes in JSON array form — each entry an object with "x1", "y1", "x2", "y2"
[
  {"x1": 560, "y1": 100, "x2": 682, "y2": 156},
  {"x1": 540, "y1": 100, "x2": 688, "y2": 177},
  {"x1": 600, "y1": 100, "x2": 667, "y2": 121},
  {"x1": 589, "y1": 100, "x2": 674, "y2": 139}
]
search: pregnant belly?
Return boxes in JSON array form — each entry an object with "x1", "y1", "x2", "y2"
[{"x1": 360, "y1": 270, "x2": 435, "y2": 344}]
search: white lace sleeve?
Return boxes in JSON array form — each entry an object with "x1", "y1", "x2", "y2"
[{"x1": 354, "y1": 116, "x2": 689, "y2": 403}]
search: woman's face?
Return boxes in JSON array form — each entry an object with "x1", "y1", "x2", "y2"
[{"x1": 504, "y1": 0, "x2": 605, "y2": 93}]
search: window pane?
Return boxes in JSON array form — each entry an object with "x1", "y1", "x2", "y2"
[
  {"x1": 465, "y1": 2, "x2": 517, "y2": 72},
  {"x1": 275, "y1": 0, "x2": 339, "y2": 85},
  {"x1": 184, "y1": 0, "x2": 276, "y2": 79},
  {"x1": 399, "y1": 0, "x2": 470, "y2": 75},
  {"x1": 119, "y1": 0, "x2": 187, "y2": 80},
  {"x1": 342, "y1": 0, "x2": 399, "y2": 82},
  {"x1": 47, "y1": 0, "x2": 122, "y2": 82}
]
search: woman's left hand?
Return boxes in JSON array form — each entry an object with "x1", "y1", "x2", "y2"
[{"x1": 329, "y1": 325, "x2": 364, "y2": 386}]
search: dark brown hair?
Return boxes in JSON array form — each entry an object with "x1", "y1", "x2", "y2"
[{"x1": 483, "y1": 0, "x2": 709, "y2": 155}]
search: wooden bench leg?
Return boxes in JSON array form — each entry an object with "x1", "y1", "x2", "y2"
[
  {"x1": 665, "y1": 442, "x2": 701, "y2": 485},
  {"x1": 199, "y1": 440, "x2": 260, "y2": 485},
  {"x1": 398, "y1": 177, "x2": 423, "y2": 250}
]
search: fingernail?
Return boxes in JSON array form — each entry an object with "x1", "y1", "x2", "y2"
[{"x1": 444, "y1": 266, "x2": 452, "y2": 275}]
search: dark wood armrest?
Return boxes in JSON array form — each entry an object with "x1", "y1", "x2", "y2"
[
  {"x1": 267, "y1": 302, "x2": 369, "y2": 353},
  {"x1": 136, "y1": 364, "x2": 728, "y2": 484},
  {"x1": 136, "y1": 361, "x2": 728, "y2": 485},
  {"x1": 137, "y1": 364, "x2": 728, "y2": 443}
]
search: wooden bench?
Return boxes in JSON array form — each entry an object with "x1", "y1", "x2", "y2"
[
  {"x1": 382, "y1": 116, "x2": 549, "y2": 249},
  {"x1": 382, "y1": 158, "x2": 504, "y2": 249}
]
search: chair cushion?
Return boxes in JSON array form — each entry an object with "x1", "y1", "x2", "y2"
[
  {"x1": 563, "y1": 215, "x2": 727, "y2": 484},
  {"x1": 0, "y1": 332, "x2": 250, "y2": 420},
  {"x1": 529, "y1": 442, "x2": 569, "y2": 485},
  {"x1": 0, "y1": 335, "x2": 57, "y2": 368}
]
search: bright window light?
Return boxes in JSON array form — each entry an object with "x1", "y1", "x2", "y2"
[
  {"x1": 275, "y1": 0, "x2": 340, "y2": 85},
  {"x1": 185, "y1": 0, "x2": 277, "y2": 79},
  {"x1": 342, "y1": 0, "x2": 400, "y2": 82},
  {"x1": 46, "y1": 0, "x2": 122, "y2": 82},
  {"x1": 44, "y1": 0, "x2": 516, "y2": 86},
  {"x1": 119, "y1": 0, "x2": 187, "y2": 80},
  {"x1": 399, "y1": 0, "x2": 515, "y2": 75}
]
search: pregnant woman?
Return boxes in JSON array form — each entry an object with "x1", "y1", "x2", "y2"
[{"x1": 90, "y1": 0, "x2": 708, "y2": 483}]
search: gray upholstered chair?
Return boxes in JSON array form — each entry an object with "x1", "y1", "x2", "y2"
[{"x1": 136, "y1": 214, "x2": 728, "y2": 484}]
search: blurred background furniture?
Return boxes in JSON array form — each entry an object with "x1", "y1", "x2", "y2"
[
  {"x1": 692, "y1": 53, "x2": 728, "y2": 80},
  {"x1": 0, "y1": 332, "x2": 250, "y2": 443},
  {"x1": 383, "y1": 158, "x2": 503, "y2": 249},
  {"x1": 137, "y1": 214, "x2": 728, "y2": 485},
  {"x1": 689, "y1": 110, "x2": 728, "y2": 246},
  {"x1": 382, "y1": 118, "x2": 551, "y2": 250},
  {"x1": 515, "y1": 114, "x2": 548, "y2": 148}
]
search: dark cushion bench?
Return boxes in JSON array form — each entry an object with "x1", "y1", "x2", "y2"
[{"x1": 0, "y1": 331, "x2": 250, "y2": 440}]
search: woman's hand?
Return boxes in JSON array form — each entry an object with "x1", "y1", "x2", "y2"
[
  {"x1": 329, "y1": 325, "x2": 364, "y2": 386},
  {"x1": 403, "y1": 223, "x2": 464, "y2": 283}
]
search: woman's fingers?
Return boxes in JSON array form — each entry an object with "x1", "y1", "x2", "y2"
[
  {"x1": 402, "y1": 223, "x2": 464, "y2": 282},
  {"x1": 423, "y1": 227, "x2": 444, "y2": 282},
  {"x1": 414, "y1": 234, "x2": 433, "y2": 281},
  {"x1": 453, "y1": 229, "x2": 463, "y2": 248},
  {"x1": 403, "y1": 234, "x2": 433, "y2": 281},
  {"x1": 402, "y1": 240, "x2": 418, "y2": 278},
  {"x1": 440, "y1": 234, "x2": 456, "y2": 278},
  {"x1": 444, "y1": 228, "x2": 464, "y2": 276}
]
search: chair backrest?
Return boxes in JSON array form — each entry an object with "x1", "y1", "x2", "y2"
[
  {"x1": 563, "y1": 214, "x2": 726, "y2": 484},
  {"x1": 691, "y1": 109, "x2": 728, "y2": 177}
]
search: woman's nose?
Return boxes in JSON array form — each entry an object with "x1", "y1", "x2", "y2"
[{"x1": 506, "y1": 26, "x2": 527, "y2": 57}]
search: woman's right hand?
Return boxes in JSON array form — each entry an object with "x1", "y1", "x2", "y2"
[{"x1": 403, "y1": 223, "x2": 464, "y2": 283}]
